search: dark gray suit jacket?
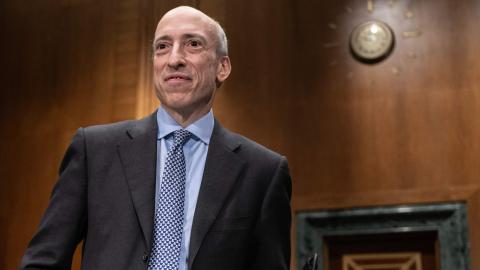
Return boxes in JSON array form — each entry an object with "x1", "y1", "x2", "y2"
[{"x1": 20, "y1": 112, "x2": 292, "y2": 270}]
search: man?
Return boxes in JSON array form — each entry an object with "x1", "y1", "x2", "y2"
[{"x1": 20, "y1": 6, "x2": 291, "y2": 270}]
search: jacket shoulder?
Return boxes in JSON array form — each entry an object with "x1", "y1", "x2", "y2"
[
  {"x1": 221, "y1": 126, "x2": 286, "y2": 166},
  {"x1": 81, "y1": 113, "x2": 157, "y2": 144}
]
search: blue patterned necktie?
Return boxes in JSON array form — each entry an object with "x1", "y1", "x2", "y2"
[{"x1": 148, "y1": 129, "x2": 192, "y2": 270}]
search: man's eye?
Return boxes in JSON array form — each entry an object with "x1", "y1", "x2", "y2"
[
  {"x1": 188, "y1": 40, "x2": 201, "y2": 47},
  {"x1": 155, "y1": 43, "x2": 169, "y2": 52}
]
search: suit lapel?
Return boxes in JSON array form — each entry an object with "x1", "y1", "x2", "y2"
[
  {"x1": 117, "y1": 113, "x2": 158, "y2": 250},
  {"x1": 116, "y1": 115, "x2": 244, "y2": 263},
  {"x1": 188, "y1": 121, "x2": 245, "y2": 269}
]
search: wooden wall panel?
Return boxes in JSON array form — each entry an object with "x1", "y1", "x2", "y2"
[
  {"x1": 2, "y1": 0, "x2": 480, "y2": 269},
  {"x1": 208, "y1": 0, "x2": 480, "y2": 268},
  {"x1": 0, "y1": 0, "x2": 143, "y2": 269},
  {"x1": 286, "y1": 0, "x2": 480, "y2": 199},
  {"x1": 213, "y1": 0, "x2": 296, "y2": 156}
]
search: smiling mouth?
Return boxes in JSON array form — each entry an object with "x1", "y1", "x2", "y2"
[{"x1": 165, "y1": 74, "x2": 192, "y2": 81}]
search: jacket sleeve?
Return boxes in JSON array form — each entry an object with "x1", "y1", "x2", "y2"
[
  {"x1": 252, "y1": 157, "x2": 292, "y2": 270},
  {"x1": 20, "y1": 128, "x2": 88, "y2": 270}
]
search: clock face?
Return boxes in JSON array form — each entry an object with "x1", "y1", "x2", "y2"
[{"x1": 350, "y1": 20, "x2": 394, "y2": 63}]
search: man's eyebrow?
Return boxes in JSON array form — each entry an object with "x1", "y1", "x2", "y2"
[
  {"x1": 153, "y1": 35, "x2": 172, "y2": 46},
  {"x1": 182, "y1": 33, "x2": 207, "y2": 41},
  {"x1": 153, "y1": 33, "x2": 208, "y2": 45}
]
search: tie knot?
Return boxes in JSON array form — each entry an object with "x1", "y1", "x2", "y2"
[{"x1": 173, "y1": 129, "x2": 191, "y2": 147}]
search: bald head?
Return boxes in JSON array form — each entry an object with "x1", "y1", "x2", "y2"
[
  {"x1": 156, "y1": 6, "x2": 228, "y2": 57},
  {"x1": 151, "y1": 5, "x2": 232, "y2": 126}
]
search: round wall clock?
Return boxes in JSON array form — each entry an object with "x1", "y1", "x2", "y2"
[{"x1": 350, "y1": 20, "x2": 395, "y2": 63}]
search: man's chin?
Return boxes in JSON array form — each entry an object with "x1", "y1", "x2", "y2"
[
  {"x1": 161, "y1": 82, "x2": 193, "y2": 91},
  {"x1": 161, "y1": 100, "x2": 193, "y2": 113},
  {"x1": 157, "y1": 91, "x2": 190, "y2": 106}
]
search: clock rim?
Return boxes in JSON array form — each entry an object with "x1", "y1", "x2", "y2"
[{"x1": 349, "y1": 20, "x2": 395, "y2": 64}]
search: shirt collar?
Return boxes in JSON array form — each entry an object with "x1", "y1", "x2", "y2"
[{"x1": 156, "y1": 106, "x2": 214, "y2": 145}]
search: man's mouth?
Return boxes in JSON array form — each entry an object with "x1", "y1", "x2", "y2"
[{"x1": 165, "y1": 74, "x2": 192, "y2": 81}]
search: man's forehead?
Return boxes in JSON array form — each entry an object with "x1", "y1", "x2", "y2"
[
  {"x1": 161, "y1": 6, "x2": 207, "y2": 20},
  {"x1": 155, "y1": 7, "x2": 214, "y2": 37},
  {"x1": 155, "y1": 20, "x2": 208, "y2": 37}
]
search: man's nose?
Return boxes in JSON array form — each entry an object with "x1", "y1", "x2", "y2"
[{"x1": 167, "y1": 45, "x2": 186, "y2": 69}]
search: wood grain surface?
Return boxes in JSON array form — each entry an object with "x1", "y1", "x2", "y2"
[{"x1": 1, "y1": 0, "x2": 479, "y2": 269}]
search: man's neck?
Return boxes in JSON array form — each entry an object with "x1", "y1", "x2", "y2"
[{"x1": 162, "y1": 106, "x2": 212, "y2": 128}]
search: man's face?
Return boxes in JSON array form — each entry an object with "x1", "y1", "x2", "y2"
[{"x1": 153, "y1": 9, "x2": 230, "y2": 116}]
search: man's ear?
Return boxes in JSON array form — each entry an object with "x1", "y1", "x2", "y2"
[{"x1": 216, "y1": 56, "x2": 231, "y2": 87}]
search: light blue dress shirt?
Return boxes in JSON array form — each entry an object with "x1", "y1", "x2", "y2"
[{"x1": 155, "y1": 107, "x2": 214, "y2": 270}]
